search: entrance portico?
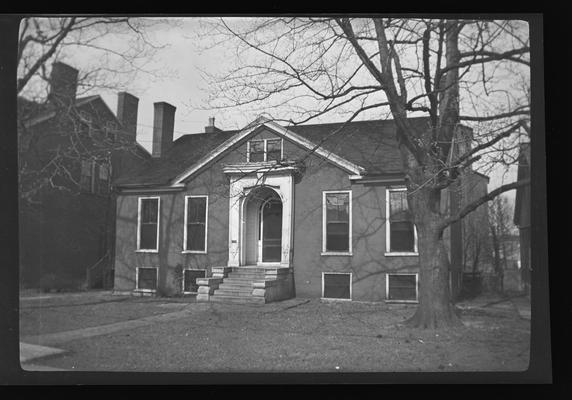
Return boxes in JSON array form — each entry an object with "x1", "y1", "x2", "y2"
[{"x1": 223, "y1": 163, "x2": 297, "y2": 268}]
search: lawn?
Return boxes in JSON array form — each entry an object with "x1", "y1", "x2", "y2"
[{"x1": 19, "y1": 292, "x2": 530, "y2": 374}]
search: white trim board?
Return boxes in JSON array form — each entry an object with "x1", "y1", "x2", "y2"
[{"x1": 172, "y1": 117, "x2": 365, "y2": 186}]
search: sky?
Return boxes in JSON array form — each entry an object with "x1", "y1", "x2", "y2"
[{"x1": 31, "y1": 17, "x2": 522, "y2": 204}]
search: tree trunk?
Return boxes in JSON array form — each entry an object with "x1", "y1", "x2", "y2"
[{"x1": 405, "y1": 188, "x2": 463, "y2": 329}]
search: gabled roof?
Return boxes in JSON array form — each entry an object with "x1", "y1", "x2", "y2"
[
  {"x1": 114, "y1": 116, "x2": 434, "y2": 188},
  {"x1": 19, "y1": 94, "x2": 121, "y2": 128}
]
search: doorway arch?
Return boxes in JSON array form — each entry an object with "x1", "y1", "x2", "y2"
[{"x1": 242, "y1": 186, "x2": 283, "y2": 265}]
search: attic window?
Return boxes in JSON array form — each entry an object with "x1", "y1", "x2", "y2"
[{"x1": 247, "y1": 138, "x2": 283, "y2": 162}]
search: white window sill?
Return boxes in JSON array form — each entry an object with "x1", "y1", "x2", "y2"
[
  {"x1": 321, "y1": 297, "x2": 352, "y2": 302},
  {"x1": 135, "y1": 249, "x2": 159, "y2": 253},
  {"x1": 321, "y1": 252, "x2": 353, "y2": 257},
  {"x1": 134, "y1": 289, "x2": 156, "y2": 293},
  {"x1": 384, "y1": 252, "x2": 419, "y2": 257},
  {"x1": 181, "y1": 250, "x2": 207, "y2": 254},
  {"x1": 385, "y1": 299, "x2": 418, "y2": 304}
]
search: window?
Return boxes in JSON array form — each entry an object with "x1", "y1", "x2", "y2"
[
  {"x1": 183, "y1": 269, "x2": 207, "y2": 293},
  {"x1": 248, "y1": 140, "x2": 265, "y2": 162},
  {"x1": 80, "y1": 159, "x2": 94, "y2": 192},
  {"x1": 136, "y1": 267, "x2": 158, "y2": 292},
  {"x1": 184, "y1": 196, "x2": 208, "y2": 253},
  {"x1": 322, "y1": 272, "x2": 352, "y2": 300},
  {"x1": 79, "y1": 111, "x2": 93, "y2": 135},
  {"x1": 105, "y1": 121, "x2": 117, "y2": 142},
  {"x1": 266, "y1": 138, "x2": 282, "y2": 162},
  {"x1": 97, "y1": 163, "x2": 111, "y2": 195},
  {"x1": 386, "y1": 188, "x2": 417, "y2": 254},
  {"x1": 137, "y1": 197, "x2": 160, "y2": 251},
  {"x1": 247, "y1": 138, "x2": 283, "y2": 162},
  {"x1": 323, "y1": 191, "x2": 352, "y2": 254},
  {"x1": 386, "y1": 273, "x2": 418, "y2": 302}
]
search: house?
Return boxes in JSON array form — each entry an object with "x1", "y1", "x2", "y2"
[
  {"x1": 513, "y1": 141, "x2": 531, "y2": 295},
  {"x1": 112, "y1": 106, "x2": 489, "y2": 304},
  {"x1": 445, "y1": 168, "x2": 492, "y2": 299},
  {"x1": 18, "y1": 62, "x2": 149, "y2": 291}
]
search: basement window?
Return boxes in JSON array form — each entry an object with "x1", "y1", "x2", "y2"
[
  {"x1": 136, "y1": 267, "x2": 158, "y2": 292},
  {"x1": 182, "y1": 269, "x2": 207, "y2": 294},
  {"x1": 386, "y1": 273, "x2": 418, "y2": 302},
  {"x1": 322, "y1": 272, "x2": 352, "y2": 300}
]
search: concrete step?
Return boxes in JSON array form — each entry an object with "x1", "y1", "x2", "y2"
[
  {"x1": 223, "y1": 277, "x2": 265, "y2": 283},
  {"x1": 209, "y1": 295, "x2": 265, "y2": 304},
  {"x1": 214, "y1": 289, "x2": 254, "y2": 297},
  {"x1": 218, "y1": 283, "x2": 254, "y2": 290},
  {"x1": 228, "y1": 271, "x2": 266, "y2": 277}
]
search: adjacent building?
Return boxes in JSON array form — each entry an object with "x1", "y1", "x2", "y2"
[{"x1": 18, "y1": 62, "x2": 148, "y2": 290}]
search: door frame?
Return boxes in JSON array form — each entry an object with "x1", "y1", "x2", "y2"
[
  {"x1": 257, "y1": 196, "x2": 282, "y2": 265},
  {"x1": 228, "y1": 173, "x2": 294, "y2": 268}
]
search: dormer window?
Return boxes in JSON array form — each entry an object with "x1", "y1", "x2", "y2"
[{"x1": 247, "y1": 138, "x2": 283, "y2": 162}]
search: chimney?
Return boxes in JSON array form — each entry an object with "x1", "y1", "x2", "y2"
[
  {"x1": 48, "y1": 62, "x2": 78, "y2": 108},
  {"x1": 152, "y1": 102, "x2": 176, "y2": 158},
  {"x1": 204, "y1": 116, "x2": 219, "y2": 133},
  {"x1": 116, "y1": 92, "x2": 139, "y2": 142}
]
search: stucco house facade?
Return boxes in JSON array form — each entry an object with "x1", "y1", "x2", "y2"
[{"x1": 112, "y1": 106, "x2": 488, "y2": 304}]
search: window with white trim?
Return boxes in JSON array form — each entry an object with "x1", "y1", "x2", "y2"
[
  {"x1": 138, "y1": 197, "x2": 160, "y2": 251},
  {"x1": 323, "y1": 191, "x2": 352, "y2": 254},
  {"x1": 386, "y1": 273, "x2": 418, "y2": 302},
  {"x1": 184, "y1": 196, "x2": 208, "y2": 252},
  {"x1": 322, "y1": 272, "x2": 352, "y2": 300},
  {"x1": 136, "y1": 267, "x2": 158, "y2": 292},
  {"x1": 386, "y1": 188, "x2": 417, "y2": 254},
  {"x1": 182, "y1": 269, "x2": 207, "y2": 293},
  {"x1": 247, "y1": 138, "x2": 283, "y2": 162}
]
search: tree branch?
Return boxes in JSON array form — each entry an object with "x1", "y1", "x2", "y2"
[{"x1": 438, "y1": 178, "x2": 530, "y2": 235}]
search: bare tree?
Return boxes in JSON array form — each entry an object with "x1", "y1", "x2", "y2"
[
  {"x1": 17, "y1": 17, "x2": 172, "y2": 204},
  {"x1": 198, "y1": 17, "x2": 531, "y2": 328}
]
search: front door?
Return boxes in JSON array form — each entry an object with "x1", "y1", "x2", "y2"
[{"x1": 259, "y1": 199, "x2": 282, "y2": 263}]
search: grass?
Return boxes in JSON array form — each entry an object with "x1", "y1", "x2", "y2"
[{"x1": 19, "y1": 292, "x2": 530, "y2": 373}]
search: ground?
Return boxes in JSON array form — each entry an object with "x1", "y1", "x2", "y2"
[{"x1": 19, "y1": 291, "x2": 531, "y2": 373}]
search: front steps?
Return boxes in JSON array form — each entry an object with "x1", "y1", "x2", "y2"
[{"x1": 197, "y1": 266, "x2": 293, "y2": 304}]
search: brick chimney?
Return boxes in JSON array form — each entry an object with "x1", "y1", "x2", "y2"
[
  {"x1": 152, "y1": 102, "x2": 176, "y2": 158},
  {"x1": 205, "y1": 116, "x2": 220, "y2": 133},
  {"x1": 116, "y1": 92, "x2": 139, "y2": 142},
  {"x1": 48, "y1": 62, "x2": 78, "y2": 108}
]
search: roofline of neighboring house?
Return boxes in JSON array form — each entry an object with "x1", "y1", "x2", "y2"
[
  {"x1": 472, "y1": 170, "x2": 490, "y2": 182},
  {"x1": 22, "y1": 94, "x2": 122, "y2": 128},
  {"x1": 170, "y1": 117, "x2": 366, "y2": 186}
]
